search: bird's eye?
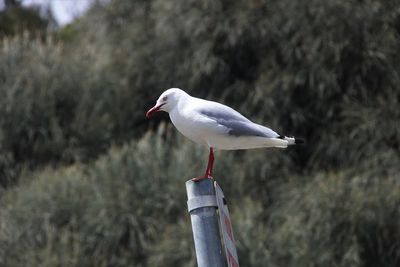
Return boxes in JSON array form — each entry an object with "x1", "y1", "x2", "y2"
[{"x1": 162, "y1": 96, "x2": 168, "y2": 101}]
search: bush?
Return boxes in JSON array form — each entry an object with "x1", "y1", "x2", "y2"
[
  {"x1": 0, "y1": 128, "x2": 197, "y2": 266},
  {"x1": 1, "y1": 127, "x2": 399, "y2": 266},
  {"x1": 0, "y1": 5, "x2": 48, "y2": 38},
  {"x1": 260, "y1": 173, "x2": 400, "y2": 267},
  {"x1": 0, "y1": 36, "x2": 146, "y2": 186}
]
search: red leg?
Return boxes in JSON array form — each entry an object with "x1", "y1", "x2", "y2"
[
  {"x1": 205, "y1": 147, "x2": 214, "y2": 177},
  {"x1": 192, "y1": 147, "x2": 215, "y2": 182}
]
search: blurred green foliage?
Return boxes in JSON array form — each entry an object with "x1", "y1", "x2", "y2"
[
  {"x1": 0, "y1": 0, "x2": 399, "y2": 266},
  {"x1": 0, "y1": 4, "x2": 48, "y2": 38}
]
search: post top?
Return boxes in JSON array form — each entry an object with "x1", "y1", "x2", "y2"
[{"x1": 185, "y1": 179, "x2": 215, "y2": 199}]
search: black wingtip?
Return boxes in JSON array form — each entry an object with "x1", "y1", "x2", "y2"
[{"x1": 295, "y1": 138, "x2": 305, "y2": 144}]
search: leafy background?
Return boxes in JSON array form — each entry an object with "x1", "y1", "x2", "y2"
[{"x1": 0, "y1": 0, "x2": 399, "y2": 266}]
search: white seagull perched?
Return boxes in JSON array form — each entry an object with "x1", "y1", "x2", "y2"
[{"x1": 146, "y1": 88, "x2": 303, "y2": 181}]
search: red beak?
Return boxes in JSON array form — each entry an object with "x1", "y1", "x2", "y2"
[{"x1": 146, "y1": 103, "x2": 165, "y2": 118}]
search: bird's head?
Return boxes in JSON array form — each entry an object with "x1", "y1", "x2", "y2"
[{"x1": 146, "y1": 88, "x2": 189, "y2": 118}]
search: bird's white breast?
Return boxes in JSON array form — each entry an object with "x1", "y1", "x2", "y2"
[{"x1": 169, "y1": 107, "x2": 209, "y2": 146}]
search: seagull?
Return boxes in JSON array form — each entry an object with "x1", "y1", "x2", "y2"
[{"x1": 146, "y1": 88, "x2": 303, "y2": 181}]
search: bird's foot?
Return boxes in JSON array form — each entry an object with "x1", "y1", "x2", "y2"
[{"x1": 191, "y1": 175, "x2": 213, "y2": 182}]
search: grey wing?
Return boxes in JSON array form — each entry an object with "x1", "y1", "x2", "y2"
[
  {"x1": 198, "y1": 104, "x2": 279, "y2": 138},
  {"x1": 223, "y1": 120, "x2": 280, "y2": 138}
]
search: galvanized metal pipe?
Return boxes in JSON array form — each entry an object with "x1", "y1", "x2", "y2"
[{"x1": 186, "y1": 179, "x2": 225, "y2": 267}]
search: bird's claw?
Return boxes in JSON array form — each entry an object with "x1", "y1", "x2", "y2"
[{"x1": 191, "y1": 175, "x2": 213, "y2": 182}]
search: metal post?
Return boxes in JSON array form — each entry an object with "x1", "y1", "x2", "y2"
[{"x1": 186, "y1": 179, "x2": 225, "y2": 267}]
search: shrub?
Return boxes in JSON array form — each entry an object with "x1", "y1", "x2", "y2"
[
  {"x1": 1, "y1": 127, "x2": 399, "y2": 266},
  {"x1": 259, "y1": 173, "x2": 400, "y2": 267},
  {"x1": 0, "y1": 127, "x2": 196, "y2": 266},
  {"x1": 0, "y1": 36, "x2": 137, "y2": 186}
]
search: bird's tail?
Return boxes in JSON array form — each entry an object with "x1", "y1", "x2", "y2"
[{"x1": 279, "y1": 135, "x2": 305, "y2": 146}]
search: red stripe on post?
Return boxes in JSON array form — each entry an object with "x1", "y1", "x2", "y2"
[
  {"x1": 227, "y1": 251, "x2": 239, "y2": 267},
  {"x1": 223, "y1": 213, "x2": 234, "y2": 242}
]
